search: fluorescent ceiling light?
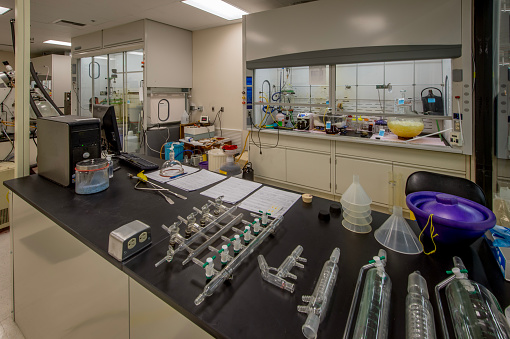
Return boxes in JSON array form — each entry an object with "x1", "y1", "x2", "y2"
[
  {"x1": 43, "y1": 40, "x2": 71, "y2": 47},
  {"x1": 0, "y1": 6, "x2": 11, "y2": 15},
  {"x1": 127, "y1": 51, "x2": 143, "y2": 56},
  {"x1": 182, "y1": 0, "x2": 247, "y2": 20}
]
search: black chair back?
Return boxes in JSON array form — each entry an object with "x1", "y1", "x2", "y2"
[{"x1": 405, "y1": 171, "x2": 487, "y2": 207}]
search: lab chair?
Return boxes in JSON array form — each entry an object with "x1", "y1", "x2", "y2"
[{"x1": 405, "y1": 171, "x2": 487, "y2": 207}]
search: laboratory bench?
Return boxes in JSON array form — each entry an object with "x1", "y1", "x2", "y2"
[{"x1": 4, "y1": 158, "x2": 509, "y2": 339}]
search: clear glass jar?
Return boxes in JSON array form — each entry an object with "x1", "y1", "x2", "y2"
[{"x1": 75, "y1": 159, "x2": 109, "y2": 194}]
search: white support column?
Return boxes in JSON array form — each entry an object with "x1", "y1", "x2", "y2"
[{"x1": 14, "y1": 0, "x2": 30, "y2": 178}]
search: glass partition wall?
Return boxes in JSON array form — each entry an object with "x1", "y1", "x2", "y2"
[{"x1": 77, "y1": 49, "x2": 144, "y2": 152}]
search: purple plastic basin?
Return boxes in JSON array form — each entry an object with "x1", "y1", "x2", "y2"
[{"x1": 406, "y1": 191, "x2": 496, "y2": 245}]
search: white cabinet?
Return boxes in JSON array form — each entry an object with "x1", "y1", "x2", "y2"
[
  {"x1": 249, "y1": 132, "x2": 469, "y2": 208},
  {"x1": 32, "y1": 54, "x2": 72, "y2": 108},
  {"x1": 249, "y1": 146, "x2": 286, "y2": 181},
  {"x1": 287, "y1": 149, "x2": 331, "y2": 191},
  {"x1": 335, "y1": 156, "x2": 392, "y2": 206}
]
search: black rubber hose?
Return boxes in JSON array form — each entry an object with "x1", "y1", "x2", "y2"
[
  {"x1": 9, "y1": 19, "x2": 14, "y2": 54},
  {"x1": 29, "y1": 96, "x2": 42, "y2": 118},
  {"x1": 30, "y1": 62, "x2": 63, "y2": 115}
]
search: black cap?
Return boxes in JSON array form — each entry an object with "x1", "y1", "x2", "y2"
[
  {"x1": 330, "y1": 203, "x2": 342, "y2": 215},
  {"x1": 318, "y1": 210, "x2": 330, "y2": 221}
]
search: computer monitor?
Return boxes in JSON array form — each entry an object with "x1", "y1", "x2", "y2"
[{"x1": 93, "y1": 104, "x2": 122, "y2": 155}]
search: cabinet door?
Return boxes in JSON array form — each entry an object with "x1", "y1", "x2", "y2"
[
  {"x1": 336, "y1": 156, "x2": 392, "y2": 205},
  {"x1": 249, "y1": 145, "x2": 286, "y2": 181},
  {"x1": 392, "y1": 165, "x2": 465, "y2": 209},
  {"x1": 287, "y1": 149, "x2": 331, "y2": 191}
]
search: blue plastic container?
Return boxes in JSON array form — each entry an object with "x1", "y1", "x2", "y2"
[
  {"x1": 406, "y1": 191, "x2": 496, "y2": 245},
  {"x1": 164, "y1": 142, "x2": 184, "y2": 161}
]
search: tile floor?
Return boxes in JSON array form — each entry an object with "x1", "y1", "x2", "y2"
[{"x1": 0, "y1": 229, "x2": 25, "y2": 339}]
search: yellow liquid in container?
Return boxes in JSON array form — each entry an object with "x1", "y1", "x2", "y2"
[{"x1": 387, "y1": 119, "x2": 424, "y2": 139}]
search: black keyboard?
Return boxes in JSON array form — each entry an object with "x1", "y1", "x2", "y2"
[{"x1": 117, "y1": 153, "x2": 159, "y2": 171}]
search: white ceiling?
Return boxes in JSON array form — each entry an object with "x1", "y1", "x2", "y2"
[{"x1": 0, "y1": 0, "x2": 307, "y2": 56}]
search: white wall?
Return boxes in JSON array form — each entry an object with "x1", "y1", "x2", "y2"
[
  {"x1": 191, "y1": 23, "x2": 243, "y2": 131},
  {"x1": 0, "y1": 51, "x2": 15, "y2": 67}
]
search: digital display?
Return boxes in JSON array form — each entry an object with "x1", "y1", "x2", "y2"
[{"x1": 428, "y1": 98, "x2": 436, "y2": 103}]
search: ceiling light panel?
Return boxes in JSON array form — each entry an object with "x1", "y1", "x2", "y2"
[
  {"x1": 0, "y1": 6, "x2": 11, "y2": 15},
  {"x1": 182, "y1": 0, "x2": 247, "y2": 20},
  {"x1": 43, "y1": 40, "x2": 71, "y2": 47}
]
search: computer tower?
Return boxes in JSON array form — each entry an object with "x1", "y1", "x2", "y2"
[{"x1": 37, "y1": 116, "x2": 101, "y2": 186}]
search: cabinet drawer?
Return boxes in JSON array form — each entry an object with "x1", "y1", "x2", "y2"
[
  {"x1": 283, "y1": 134, "x2": 331, "y2": 153},
  {"x1": 286, "y1": 150, "x2": 331, "y2": 191}
]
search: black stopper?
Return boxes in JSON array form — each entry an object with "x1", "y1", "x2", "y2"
[
  {"x1": 330, "y1": 203, "x2": 342, "y2": 215},
  {"x1": 318, "y1": 210, "x2": 330, "y2": 221}
]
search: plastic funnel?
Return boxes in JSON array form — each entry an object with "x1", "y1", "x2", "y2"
[
  {"x1": 343, "y1": 212, "x2": 373, "y2": 226},
  {"x1": 342, "y1": 219, "x2": 372, "y2": 234},
  {"x1": 340, "y1": 174, "x2": 372, "y2": 207},
  {"x1": 342, "y1": 206, "x2": 371, "y2": 218},
  {"x1": 374, "y1": 206, "x2": 422, "y2": 255}
]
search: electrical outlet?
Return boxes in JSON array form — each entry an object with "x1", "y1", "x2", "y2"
[
  {"x1": 450, "y1": 132, "x2": 463, "y2": 146},
  {"x1": 454, "y1": 121, "x2": 461, "y2": 132},
  {"x1": 220, "y1": 107, "x2": 224, "y2": 112}
]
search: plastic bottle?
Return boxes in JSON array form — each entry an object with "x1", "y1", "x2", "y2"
[
  {"x1": 125, "y1": 131, "x2": 138, "y2": 153},
  {"x1": 406, "y1": 271, "x2": 436, "y2": 339},
  {"x1": 106, "y1": 155, "x2": 113, "y2": 179},
  {"x1": 219, "y1": 145, "x2": 242, "y2": 178},
  {"x1": 181, "y1": 109, "x2": 190, "y2": 124}
]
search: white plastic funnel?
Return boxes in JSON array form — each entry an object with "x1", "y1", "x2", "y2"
[
  {"x1": 341, "y1": 175, "x2": 372, "y2": 209},
  {"x1": 374, "y1": 206, "x2": 422, "y2": 255},
  {"x1": 342, "y1": 219, "x2": 372, "y2": 234}
]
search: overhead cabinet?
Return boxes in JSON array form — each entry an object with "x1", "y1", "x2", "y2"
[
  {"x1": 103, "y1": 20, "x2": 144, "y2": 48},
  {"x1": 72, "y1": 31, "x2": 103, "y2": 53}
]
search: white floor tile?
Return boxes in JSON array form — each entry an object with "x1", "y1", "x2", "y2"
[
  {"x1": 0, "y1": 231, "x2": 23, "y2": 339},
  {"x1": 1, "y1": 318, "x2": 24, "y2": 339},
  {"x1": 0, "y1": 322, "x2": 6, "y2": 339}
]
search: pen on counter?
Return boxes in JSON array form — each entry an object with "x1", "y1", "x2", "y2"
[{"x1": 169, "y1": 172, "x2": 187, "y2": 179}]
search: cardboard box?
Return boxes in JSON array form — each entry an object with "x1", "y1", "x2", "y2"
[{"x1": 485, "y1": 229, "x2": 510, "y2": 281}]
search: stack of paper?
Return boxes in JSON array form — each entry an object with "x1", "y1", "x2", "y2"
[
  {"x1": 145, "y1": 165, "x2": 199, "y2": 184},
  {"x1": 238, "y1": 186, "x2": 301, "y2": 219},
  {"x1": 168, "y1": 170, "x2": 226, "y2": 191},
  {"x1": 200, "y1": 177, "x2": 262, "y2": 204}
]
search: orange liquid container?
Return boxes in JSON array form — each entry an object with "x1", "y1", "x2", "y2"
[{"x1": 387, "y1": 118, "x2": 424, "y2": 139}]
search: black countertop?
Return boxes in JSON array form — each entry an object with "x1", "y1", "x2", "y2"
[{"x1": 5, "y1": 160, "x2": 510, "y2": 339}]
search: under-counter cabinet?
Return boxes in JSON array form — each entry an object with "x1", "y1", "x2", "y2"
[
  {"x1": 335, "y1": 156, "x2": 392, "y2": 207},
  {"x1": 249, "y1": 146, "x2": 286, "y2": 181},
  {"x1": 287, "y1": 149, "x2": 331, "y2": 192},
  {"x1": 249, "y1": 131, "x2": 469, "y2": 211}
]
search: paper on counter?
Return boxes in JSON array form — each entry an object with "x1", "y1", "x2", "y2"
[
  {"x1": 200, "y1": 177, "x2": 262, "y2": 204},
  {"x1": 145, "y1": 165, "x2": 199, "y2": 184},
  {"x1": 168, "y1": 170, "x2": 226, "y2": 191},
  {"x1": 238, "y1": 186, "x2": 301, "y2": 219}
]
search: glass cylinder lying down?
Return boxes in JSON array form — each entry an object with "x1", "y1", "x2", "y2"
[
  {"x1": 298, "y1": 247, "x2": 340, "y2": 339},
  {"x1": 435, "y1": 256, "x2": 510, "y2": 339}
]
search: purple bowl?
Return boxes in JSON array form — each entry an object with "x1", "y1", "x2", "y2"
[{"x1": 406, "y1": 191, "x2": 496, "y2": 245}]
